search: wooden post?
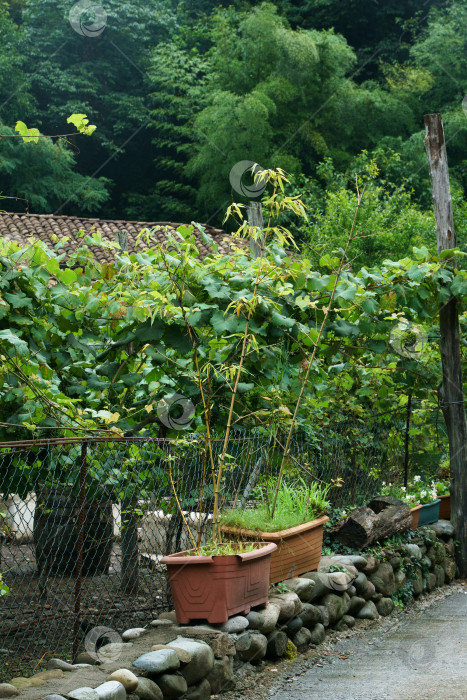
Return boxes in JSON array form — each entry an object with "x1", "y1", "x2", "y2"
[
  {"x1": 247, "y1": 202, "x2": 263, "y2": 258},
  {"x1": 424, "y1": 113, "x2": 467, "y2": 576}
]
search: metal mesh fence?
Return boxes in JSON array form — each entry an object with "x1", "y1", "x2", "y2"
[{"x1": 0, "y1": 426, "x2": 396, "y2": 679}]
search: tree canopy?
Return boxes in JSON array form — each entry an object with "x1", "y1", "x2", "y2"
[{"x1": 0, "y1": 0, "x2": 466, "y2": 232}]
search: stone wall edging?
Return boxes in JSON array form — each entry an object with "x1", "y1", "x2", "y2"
[{"x1": 0, "y1": 523, "x2": 456, "y2": 700}]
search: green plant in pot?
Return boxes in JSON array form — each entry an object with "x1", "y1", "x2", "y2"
[
  {"x1": 161, "y1": 168, "x2": 305, "y2": 623},
  {"x1": 160, "y1": 167, "x2": 362, "y2": 622},
  {"x1": 381, "y1": 477, "x2": 441, "y2": 528},
  {"x1": 221, "y1": 477, "x2": 331, "y2": 583}
]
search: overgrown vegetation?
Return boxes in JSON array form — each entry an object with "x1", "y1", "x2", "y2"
[
  {"x1": 1, "y1": 0, "x2": 467, "y2": 232},
  {"x1": 221, "y1": 478, "x2": 331, "y2": 532}
]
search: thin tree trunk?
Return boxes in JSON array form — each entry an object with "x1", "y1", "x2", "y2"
[{"x1": 424, "y1": 113, "x2": 467, "y2": 576}]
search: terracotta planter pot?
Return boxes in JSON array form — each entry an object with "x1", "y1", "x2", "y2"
[
  {"x1": 161, "y1": 541, "x2": 277, "y2": 624},
  {"x1": 438, "y1": 494, "x2": 451, "y2": 520},
  {"x1": 221, "y1": 515, "x2": 329, "y2": 584},
  {"x1": 410, "y1": 504, "x2": 423, "y2": 530},
  {"x1": 418, "y1": 498, "x2": 441, "y2": 527}
]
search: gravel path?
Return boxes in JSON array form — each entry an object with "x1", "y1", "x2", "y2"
[
  {"x1": 269, "y1": 587, "x2": 467, "y2": 700},
  {"x1": 223, "y1": 583, "x2": 467, "y2": 700}
]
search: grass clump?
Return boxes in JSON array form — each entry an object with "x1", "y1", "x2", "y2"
[
  {"x1": 186, "y1": 542, "x2": 258, "y2": 556},
  {"x1": 221, "y1": 478, "x2": 330, "y2": 533}
]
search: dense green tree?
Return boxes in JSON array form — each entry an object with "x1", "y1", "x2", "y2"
[
  {"x1": 128, "y1": 43, "x2": 209, "y2": 221},
  {"x1": 280, "y1": 0, "x2": 447, "y2": 76},
  {"x1": 0, "y1": 123, "x2": 109, "y2": 212},
  {"x1": 188, "y1": 4, "x2": 412, "y2": 216},
  {"x1": 0, "y1": 4, "x2": 31, "y2": 124},
  {"x1": 17, "y1": 0, "x2": 177, "y2": 216}
]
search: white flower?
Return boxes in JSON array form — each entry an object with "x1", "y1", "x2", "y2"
[
  {"x1": 382, "y1": 481, "x2": 386, "y2": 486},
  {"x1": 342, "y1": 510, "x2": 347, "y2": 516},
  {"x1": 420, "y1": 490, "x2": 427, "y2": 499},
  {"x1": 414, "y1": 475, "x2": 421, "y2": 482},
  {"x1": 431, "y1": 489, "x2": 437, "y2": 499}
]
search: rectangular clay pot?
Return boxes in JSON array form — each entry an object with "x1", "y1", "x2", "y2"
[
  {"x1": 418, "y1": 499, "x2": 441, "y2": 526},
  {"x1": 410, "y1": 504, "x2": 423, "y2": 530},
  {"x1": 161, "y1": 541, "x2": 277, "y2": 624},
  {"x1": 221, "y1": 515, "x2": 329, "y2": 584},
  {"x1": 438, "y1": 494, "x2": 451, "y2": 520}
]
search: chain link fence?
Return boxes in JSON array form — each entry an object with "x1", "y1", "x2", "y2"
[{"x1": 0, "y1": 425, "x2": 397, "y2": 679}]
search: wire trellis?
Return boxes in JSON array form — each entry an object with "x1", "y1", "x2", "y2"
[{"x1": 0, "y1": 426, "x2": 396, "y2": 679}]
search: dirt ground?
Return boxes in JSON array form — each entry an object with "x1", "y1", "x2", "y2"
[{"x1": 0, "y1": 542, "x2": 169, "y2": 680}]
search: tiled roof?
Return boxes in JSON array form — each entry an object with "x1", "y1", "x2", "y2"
[{"x1": 0, "y1": 213, "x2": 232, "y2": 262}]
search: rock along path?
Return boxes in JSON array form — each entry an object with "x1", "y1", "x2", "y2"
[{"x1": 269, "y1": 590, "x2": 467, "y2": 700}]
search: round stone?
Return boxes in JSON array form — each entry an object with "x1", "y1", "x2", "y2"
[
  {"x1": 376, "y1": 597, "x2": 395, "y2": 617},
  {"x1": 0, "y1": 685, "x2": 19, "y2": 698},
  {"x1": 158, "y1": 611, "x2": 177, "y2": 623},
  {"x1": 94, "y1": 681, "x2": 126, "y2": 700},
  {"x1": 157, "y1": 673, "x2": 187, "y2": 698},
  {"x1": 291, "y1": 626, "x2": 311, "y2": 652},
  {"x1": 353, "y1": 572, "x2": 369, "y2": 596},
  {"x1": 106, "y1": 670, "x2": 139, "y2": 693},
  {"x1": 431, "y1": 520, "x2": 454, "y2": 539},
  {"x1": 75, "y1": 652, "x2": 99, "y2": 665},
  {"x1": 133, "y1": 649, "x2": 180, "y2": 675},
  {"x1": 151, "y1": 644, "x2": 191, "y2": 664},
  {"x1": 150, "y1": 619, "x2": 175, "y2": 628},
  {"x1": 342, "y1": 614, "x2": 355, "y2": 628},
  {"x1": 283, "y1": 577, "x2": 315, "y2": 601},
  {"x1": 266, "y1": 630, "x2": 288, "y2": 659},
  {"x1": 68, "y1": 688, "x2": 99, "y2": 700},
  {"x1": 245, "y1": 611, "x2": 264, "y2": 630},
  {"x1": 122, "y1": 627, "x2": 147, "y2": 641},
  {"x1": 356, "y1": 601, "x2": 379, "y2": 620},
  {"x1": 309, "y1": 623, "x2": 325, "y2": 645},
  {"x1": 175, "y1": 639, "x2": 214, "y2": 686},
  {"x1": 47, "y1": 658, "x2": 76, "y2": 671},
  {"x1": 268, "y1": 592, "x2": 302, "y2": 621},
  {"x1": 284, "y1": 616, "x2": 303, "y2": 636},
  {"x1": 215, "y1": 615, "x2": 249, "y2": 634},
  {"x1": 237, "y1": 632, "x2": 267, "y2": 662},
  {"x1": 133, "y1": 677, "x2": 163, "y2": 700},
  {"x1": 258, "y1": 602, "x2": 281, "y2": 634},
  {"x1": 300, "y1": 603, "x2": 322, "y2": 628},
  {"x1": 404, "y1": 543, "x2": 422, "y2": 560}
]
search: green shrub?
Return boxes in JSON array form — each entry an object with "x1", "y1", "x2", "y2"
[{"x1": 221, "y1": 478, "x2": 330, "y2": 532}]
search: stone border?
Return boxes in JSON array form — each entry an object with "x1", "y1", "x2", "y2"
[{"x1": 0, "y1": 522, "x2": 456, "y2": 700}]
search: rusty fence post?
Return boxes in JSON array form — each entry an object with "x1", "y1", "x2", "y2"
[{"x1": 72, "y1": 440, "x2": 88, "y2": 662}]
